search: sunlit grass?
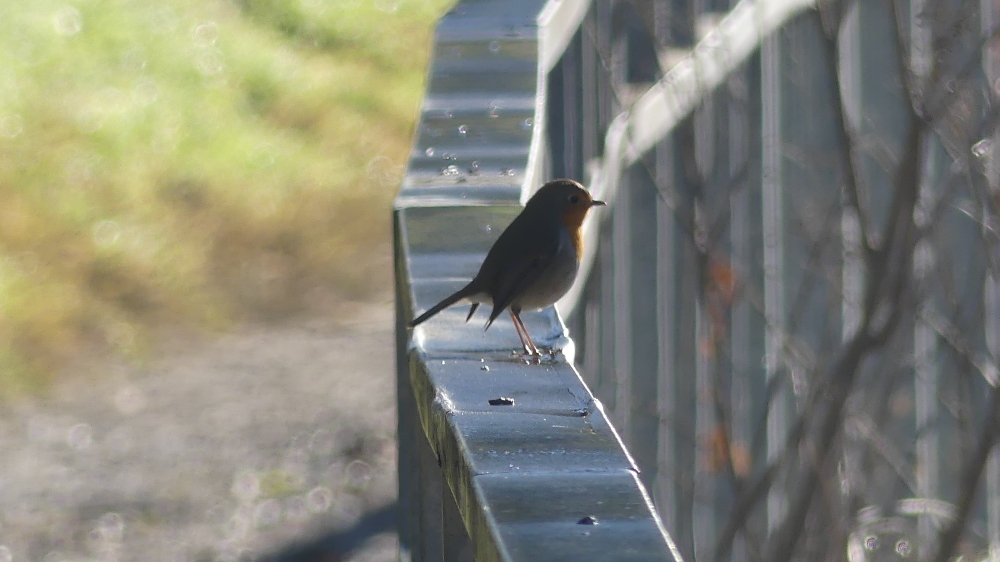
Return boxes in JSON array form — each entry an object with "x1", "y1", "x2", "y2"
[{"x1": 0, "y1": 0, "x2": 452, "y2": 392}]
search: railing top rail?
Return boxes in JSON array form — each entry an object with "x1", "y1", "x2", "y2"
[
  {"x1": 395, "y1": 0, "x2": 587, "y2": 210},
  {"x1": 394, "y1": 1, "x2": 682, "y2": 560},
  {"x1": 623, "y1": 0, "x2": 817, "y2": 163}
]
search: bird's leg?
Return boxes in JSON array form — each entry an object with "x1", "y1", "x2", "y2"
[
  {"x1": 509, "y1": 309, "x2": 540, "y2": 359},
  {"x1": 507, "y1": 309, "x2": 531, "y2": 353}
]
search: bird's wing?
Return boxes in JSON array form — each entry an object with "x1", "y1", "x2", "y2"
[{"x1": 485, "y1": 236, "x2": 563, "y2": 329}]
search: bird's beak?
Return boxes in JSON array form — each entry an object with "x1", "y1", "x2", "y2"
[{"x1": 591, "y1": 200, "x2": 607, "y2": 207}]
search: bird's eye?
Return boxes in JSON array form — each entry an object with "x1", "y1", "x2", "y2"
[{"x1": 569, "y1": 195, "x2": 580, "y2": 204}]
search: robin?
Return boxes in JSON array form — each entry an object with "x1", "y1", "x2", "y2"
[{"x1": 408, "y1": 178, "x2": 606, "y2": 358}]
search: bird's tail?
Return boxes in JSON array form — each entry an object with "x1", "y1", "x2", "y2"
[{"x1": 408, "y1": 283, "x2": 476, "y2": 328}]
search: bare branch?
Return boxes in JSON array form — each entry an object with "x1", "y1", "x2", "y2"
[
  {"x1": 929, "y1": 388, "x2": 1000, "y2": 562},
  {"x1": 761, "y1": 5, "x2": 926, "y2": 557}
]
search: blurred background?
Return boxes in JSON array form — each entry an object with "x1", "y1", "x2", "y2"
[{"x1": 0, "y1": 0, "x2": 451, "y2": 559}]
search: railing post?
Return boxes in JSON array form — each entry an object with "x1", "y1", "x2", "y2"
[
  {"x1": 417, "y1": 420, "x2": 445, "y2": 562},
  {"x1": 441, "y1": 486, "x2": 474, "y2": 562},
  {"x1": 396, "y1": 222, "x2": 419, "y2": 562}
]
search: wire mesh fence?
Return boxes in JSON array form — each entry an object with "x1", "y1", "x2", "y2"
[{"x1": 557, "y1": 0, "x2": 1000, "y2": 560}]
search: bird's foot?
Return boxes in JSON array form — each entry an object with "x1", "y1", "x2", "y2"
[{"x1": 510, "y1": 347, "x2": 560, "y2": 365}]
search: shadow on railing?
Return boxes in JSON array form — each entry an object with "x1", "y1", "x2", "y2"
[{"x1": 397, "y1": 0, "x2": 1000, "y2": 560}]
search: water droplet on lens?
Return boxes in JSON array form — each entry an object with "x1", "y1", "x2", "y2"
[
  {"x1": 345, "y1": 459, "x2": 373, "y2": 490},
  {"x1": 68, "y1": 423, "x2": 93, "y2": 450},
  {"x1": 972, "y1": 139, "x2": 991, "y2": 158},
  {"x1": 864, "y1": 535, "x2": 878, "y2": 550},
  {"x1": 93, "y1": 220, "x2": 121, "y2": 248},
  {"x1": 457, "y1": 124, "x2": 468, "y2": 135},
  {"x1": 196, "y1": 50, "x2": 224, "y2": 75},
  {"x1": 424, "y1": 147, "x2": 435, "y2": 157},
  {"x1": 98, "y1": 512, "x2": 124, "y2": 541},
  {"x1": 441, "y1": 165, "x2": 460, "y2": 176},
  {"x1": 489, "y1": 41, "x2": 500, "y2": 53},
  {"x1": 895, "y1": 539, "x2": 910, "y2": 557},
  {"x1": 468, "y1": 161, "x2": 479, "y2": 175},
  {"x1": 307, "y1": 486, "x2": 333, "y2": 512},
  {"x1": 366, "y1": 154, "x2": 399, "y2": 186},
  {"x1": 521, "y1": 118, "x2": 533, "y2": 130},
  {"x1": 121, "y1": 47, "x2": 146, "y2": 73},
  {"x1": 500, "y1": 167, "x2": 515, "y2": 176},
  {"x1": 308, "y1": 428, "x2": 335, "y2": 453},
  {"x1": 192, "y1": 22, "x2": 218, "y2": 47},
  {"x1": 54, "y1": 7, "x2": 83, "y2": 36}
]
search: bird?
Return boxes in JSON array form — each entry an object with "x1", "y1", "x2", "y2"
[{"x1": 408, "y1": 178, "x2": 606, "y2": 358}]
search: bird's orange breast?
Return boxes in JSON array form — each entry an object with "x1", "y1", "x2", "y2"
[{"x1": 560, "y1": 206, "x2": 590, "y2": 259}]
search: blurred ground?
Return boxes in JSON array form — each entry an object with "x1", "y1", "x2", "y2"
[{"x1": 0, "y1": 298, "x2": 398, "y2": 562}]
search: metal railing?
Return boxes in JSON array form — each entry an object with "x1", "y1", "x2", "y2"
[
  {"x1": 396, "y1": 0, "x2": 1000, "y2": 560},
  {"x1": 394, "y1": 1, "x2": 683, "y2": 560}
]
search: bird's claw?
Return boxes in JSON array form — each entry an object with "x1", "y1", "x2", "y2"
[{"x1": 511, "y1": 347, "x2": 560, "y2": 365}]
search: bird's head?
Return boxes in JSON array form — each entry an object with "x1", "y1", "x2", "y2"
[{"x1": 526, "y1": 179, "x2": 606, "y2": 230}]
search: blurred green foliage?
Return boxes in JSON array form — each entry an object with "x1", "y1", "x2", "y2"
[{"x1": 0, "y1": 0, "x2": 452, "y2": 392}]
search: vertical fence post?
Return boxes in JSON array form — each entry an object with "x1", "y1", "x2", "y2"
[
  {"x1": 441, "y1": 486, "x2": 473, "y2": 562},
  {"x1": 657, "y1": 127, "x2": 702, "y2": 558},
  {"x1": 396, "y1": 223, "x2": 419, "y2": 562},
  {"x1": 760, "y1": 29, "x2": 789, "y2": 534},
  {"x1": 417, "y1": 417, "x2": 445, "y2": 562}
]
